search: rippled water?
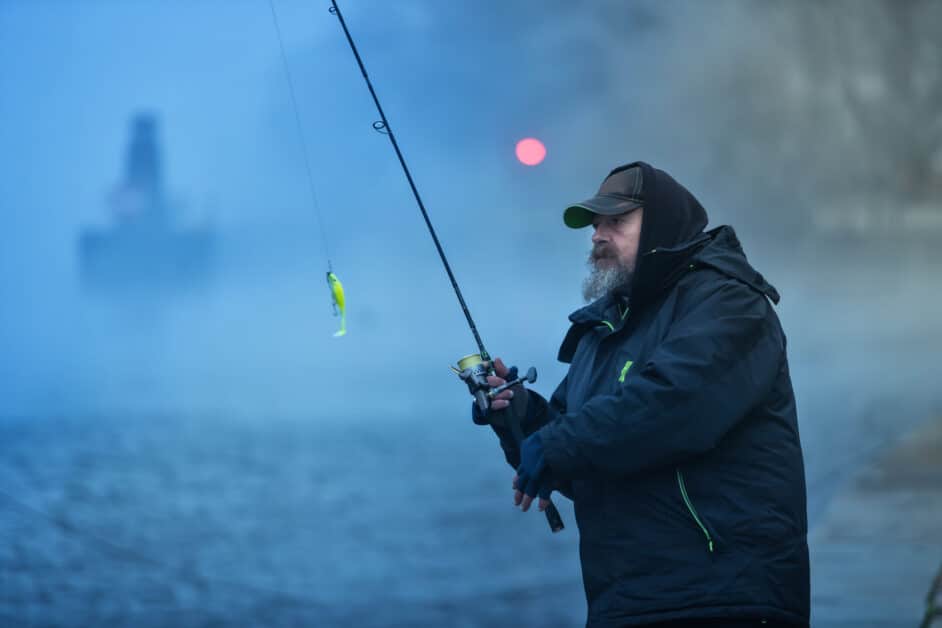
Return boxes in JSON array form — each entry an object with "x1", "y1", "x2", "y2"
[{"x1": 0, "y1": 414, "x2": 585, "y2": 627}]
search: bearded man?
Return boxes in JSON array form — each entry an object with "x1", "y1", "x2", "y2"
[{"x1": 478, "y1": 162, "x2": 810, "y2": 627}]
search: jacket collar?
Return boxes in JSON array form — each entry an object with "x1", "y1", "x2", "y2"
[
  {"x1": 557, "y1": 233, "x2": 708, "y2": 364},
  {"x1": 567, "y1": 231, "x2": 710, "y2": 325}
]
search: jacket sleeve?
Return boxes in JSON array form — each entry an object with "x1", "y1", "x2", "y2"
[
  {"x1": 528, "y1": 375, "x2": 575, "y2": 500},
  {"x1": 529, "y1": 372, "x2": 569, "y2": 421},
  {"x1": 540, "y1": 279, "x2": 783, "y2": 479},
  {"x1": 492, "y1": 374, "x2": 576, "y2": 500},
  {"x1": 493, "y1": 373, "x2": 568, "y2": 467}
]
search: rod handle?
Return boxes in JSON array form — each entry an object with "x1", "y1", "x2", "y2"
[{"x1": 543, "y1": 501, "x2": 565, "y2": 533}]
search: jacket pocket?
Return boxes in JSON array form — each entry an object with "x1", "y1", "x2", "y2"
[{"x1": 676, "y1": 468, "x2": 716, "y2": 554}]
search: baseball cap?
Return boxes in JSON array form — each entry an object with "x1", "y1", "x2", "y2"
[{"x1": 563, "y1": 164, "x2": 644, "y2": 229}]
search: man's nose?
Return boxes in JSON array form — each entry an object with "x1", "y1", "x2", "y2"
[{"x1": 591, "y1": 227, "x2": 606, "y2": 244}]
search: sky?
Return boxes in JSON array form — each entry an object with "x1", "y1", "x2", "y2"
[
  {"x1": 0, "y1": 0, "x2": 692, "y2": 418},
  {"x1": 0, "y1": 0, "x2": 939, "y2": 422}
]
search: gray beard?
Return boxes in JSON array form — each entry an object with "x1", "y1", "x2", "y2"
[{"x1": 582, "y1": 262, "x2": 634, "y2": 303}]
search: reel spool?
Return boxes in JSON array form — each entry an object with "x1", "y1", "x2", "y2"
[
  {"x1": 451, "y1": 353, "x2": 538, "y2": 414},
  {"x1": 452, "y1": 353, "x2": 492, "y2": 414}
]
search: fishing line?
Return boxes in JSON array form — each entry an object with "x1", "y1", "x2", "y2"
[
  {"x1": 268, "y1": 0, "x2": 347, "y2": 336},
  {"x1": 266, "y1": 0, "x2": 332, "y2": 269},
  {"x1": 328, "y1": 0, "x2": 489, "y2": 360}
]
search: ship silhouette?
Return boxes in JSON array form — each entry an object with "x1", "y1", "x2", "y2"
[{"x1": 78, "y1": 113, "x2": 214, "y2": 294}]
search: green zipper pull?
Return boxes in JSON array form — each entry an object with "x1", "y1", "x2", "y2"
[{"x1": 618, "y1": 360, "x2": 633, "y2": 383}]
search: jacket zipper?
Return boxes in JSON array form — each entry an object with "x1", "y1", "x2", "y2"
[{"x1": 676, "y1": 469, "x2": 715, "y2": 553}]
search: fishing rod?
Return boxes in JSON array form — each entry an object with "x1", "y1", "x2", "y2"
[
  {"x1": 328, "y1": 1, "x2": 564, "y2": 533},
  {"x1": 327, "y1": 1, "x2": 485, "y2": 361}
]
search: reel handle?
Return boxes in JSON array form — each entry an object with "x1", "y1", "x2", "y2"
[{"x1": 487, "y1": 366, "x2": 537, "y2": 399}]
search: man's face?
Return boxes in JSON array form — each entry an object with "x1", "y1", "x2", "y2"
[
  {"x1": 582, "y1": 208, "x2": 644, "y2": 302},
  {"x1": 590, "y1": 209, "x2": 644, "y2": 272}
]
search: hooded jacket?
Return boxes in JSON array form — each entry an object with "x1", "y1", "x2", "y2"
[{"x1": 532, "y1": 162, "x2": 809, "y2": 626}]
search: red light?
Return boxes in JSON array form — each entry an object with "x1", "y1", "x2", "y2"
[{"x1": 515, "y1": 138, "x2": 546, "y2": 166}]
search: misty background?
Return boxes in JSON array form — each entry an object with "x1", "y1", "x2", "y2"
[{"x1": 1, "y1": 1, "x2": 940, "y2": 626}]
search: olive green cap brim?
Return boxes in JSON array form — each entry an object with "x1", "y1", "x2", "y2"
[{"x1": 563, "y1": 195, "x2": 644, "y2": 229}]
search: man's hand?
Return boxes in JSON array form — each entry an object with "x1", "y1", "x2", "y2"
[
  {"x1": 513, "y1": 432, "x2": 554, "y2": 512},
  {"x1": 488, "y1": 357, "x2": 526, "y2": 413},
  {"x1": 470, "y1": 357, "x2": 527, "y2": 426}
]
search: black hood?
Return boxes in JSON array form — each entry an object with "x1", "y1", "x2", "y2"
[
  {"x1": 577, "y1": 162, "x2": 779, "y2": 310},
  {"x1": 693, "y1": 226, "x2": 780, "y2": 304},
  {"x1": 634, "y1": 161, "x2": 709, "y2": 255},
  {"x1": 622, "y1": 161, "x2": 709, "y2": 303}
]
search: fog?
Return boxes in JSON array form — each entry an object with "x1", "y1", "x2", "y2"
[{"x1": 1, "y1": 1, "x2": 941, "y2": 625}]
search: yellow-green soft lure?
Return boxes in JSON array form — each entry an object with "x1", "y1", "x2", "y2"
[{"x1": 326, "y1": 271, "x2": 346, "y2": 337}]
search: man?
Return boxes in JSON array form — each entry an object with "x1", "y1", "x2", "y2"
[{"x1": 477, "y1": 162, "x2": 809, "y2": 627}]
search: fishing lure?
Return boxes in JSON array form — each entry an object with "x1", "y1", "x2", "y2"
[
  {"x1": 268, "y1": 0, "x2": 346, "y2": 337},
  {"x1": 326, "y1": 271, "x2": 346, "y2": 337}
]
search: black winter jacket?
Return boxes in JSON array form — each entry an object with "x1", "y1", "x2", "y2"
[{"x1": 531, "y1": 163, "x2": 809, "y2": 627}]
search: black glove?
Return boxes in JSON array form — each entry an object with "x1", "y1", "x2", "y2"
[
  {"x1": 470, "y1": 366, "x2": 525, "y2": 422},
  {"x1": 470, "y1": 365, "x2": 531, "y2": 467},
  {"x1": 515, "y1": 432, "x2": 555, "y2": 503},
  {"x1": 471, "y1": 400, "x2": 522, "y2": 467}
]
